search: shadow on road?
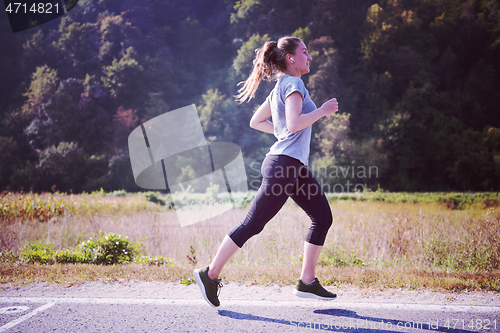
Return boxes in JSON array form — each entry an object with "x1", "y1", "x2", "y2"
[
  {"x1": 315, "y1": 309, "x2": 478, "y2": 333},
  {"x1": 218, "y1": 309, "x2": 478, "y2": 332},
  {"x1": 218, "y1": 310, "x2": 291, "y2": 325}
]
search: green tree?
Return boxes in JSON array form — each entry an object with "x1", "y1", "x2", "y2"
[
  {"x1": 21, "y1": 65, "x2": 59, "y2": 119},
  {"x1": 231, "y1": 0, "x2": 314, "y2": 38},
  {"x1": 36, "y1": 142, "x2": 86, "y2": 192},
  {"x1": 0, "y1": 15, "x2": 25, "y2": 116},
  {"x1": 232, "y1": 33, "x2": 270, "y2": 83},
  {"x1": 102, "y1": 47, "x2": 148, "y2": 111},
  {"x1": 55, "y1": 21, "x2": 101, "y2": 78},
  {"x1": 0, "y1": 137, "x2": 20, "y2": 190},
  {"x1": 25, "y1": 76, "x2": 114, "y2": 155},
  {"x1": 98, "y1": 14, "x2": 130, "y2": 65}
]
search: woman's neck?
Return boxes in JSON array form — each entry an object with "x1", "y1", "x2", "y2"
[{"x1": 284, "y1": 67, "x2": 301, "y2": 78}]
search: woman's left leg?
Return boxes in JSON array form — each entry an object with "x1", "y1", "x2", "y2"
[
  {"x1": 301, "y1": 242, "x2": 323, "y2": 284},
  {"x1": 289, "y1": 166, "x2": 333, "y2": 284}
]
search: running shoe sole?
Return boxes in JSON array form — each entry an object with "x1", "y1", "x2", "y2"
[
  {"x1": 294, "y1": 278, "x2": 337, "y2": 300},
  {"x1": 293, "y1": 289, "x2": 337, "y2": 300}
]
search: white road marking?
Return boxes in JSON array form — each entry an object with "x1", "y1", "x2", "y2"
[
  {"x1": 0, "y1": 297, "x2": 499, "y2": 314},
  {"x1": 0, "y1": 302, "x2": 55, "y2": 332},
  {"x1": 0, "y1": 306, "x2": 29, "y2": 315}
]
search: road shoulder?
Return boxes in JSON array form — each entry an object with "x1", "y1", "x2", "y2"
[{"x1": 1, "y1": 281, "x2": 499, "y2": 307}]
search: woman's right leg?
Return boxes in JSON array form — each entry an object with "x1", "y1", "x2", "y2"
[
  {"x1": 195, "y1": 155, "x2": 303, "y2": 306},
  {"x1": 227, "y1": 155, "x2": 302, "y2": 247},
  {"x1": 208, "y1": 155, "x2": 302, "y2": 278}
]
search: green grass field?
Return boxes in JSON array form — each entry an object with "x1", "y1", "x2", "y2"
[{"x1": 1, "y1": 191, "x2": 499, "y2": 292}]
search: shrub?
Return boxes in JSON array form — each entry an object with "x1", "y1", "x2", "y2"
[
  {"x1": 18, "y1": 233, "x2": 142, "y2": 265},
  {"x1": 318, "y1": 246, "x2": 367, "y2": 268},
  {"x1": 0, "y1": 192, "x2": 73, "y2": 222},
  {"x1": 109, "y1": 190, "x2": 127, "y2": 197},
  {"x1": 133, "y1": 255, "x2": 172, "y2": 266},
  {"x1": 55, "y1": 248, "x2": 80, "y2": 264},
  {"x1": 19, "y1": 241, "x2": 56, "y2": 264},
  {"x1": 0, "y1": 251, "x2": 19, "y2": 263},
  {"x1": 88, "y1": 233, "x2": 140, "y2": 265},
  {"x1": 145, "y1": 192, "x2": 165, "y2": 206},
  {"x1": 57, "y1": 232, "x2": 141, "y2": 265}
]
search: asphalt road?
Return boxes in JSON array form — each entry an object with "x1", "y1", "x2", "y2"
[{"x1": 1, "y1": 296, "x2": 499, "y2": 333}]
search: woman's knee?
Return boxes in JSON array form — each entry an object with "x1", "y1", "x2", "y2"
[
  {"x1": 313, "y1": 210, "x2": 332, "y2": 230},
  {"x1": 316, "y1": 198, "x2": 333, "y2": 228},
  {"x1": 323, "y1": 211, "x2": 333, "y2": 230},
  {"x1": 228, "y1": 219, "x2": 267, "y2": 247}
]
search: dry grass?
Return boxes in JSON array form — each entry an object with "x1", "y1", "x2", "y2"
[{"x1": 1, "y1": 195, "x2": 500, "y2": 291}]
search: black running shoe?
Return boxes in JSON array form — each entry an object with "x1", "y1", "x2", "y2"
[
  {"x1": 193, "y1": 266, "x2": 222, "y2": 307},
  {"x1": 293, "y1": 278, "x2": 337, "y2": 300}
]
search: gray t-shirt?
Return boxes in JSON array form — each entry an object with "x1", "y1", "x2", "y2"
[{"x1": 265, "y1": 74, "x2": 317, "y2": 165}]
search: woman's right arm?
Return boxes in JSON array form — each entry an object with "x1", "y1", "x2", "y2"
[{"x1": 250, "y1": 101, "x2": 274, "y2": 134}]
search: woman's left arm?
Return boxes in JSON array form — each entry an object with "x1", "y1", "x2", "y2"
[
  {"x1": 285, "y1": 92, "x2": 338, "y2": 133},
  {"x1": 249, "y1": 101, "x2": 274, "y2": 134}
]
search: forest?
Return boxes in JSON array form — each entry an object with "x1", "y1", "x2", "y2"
[{"x1": 0, "y1": 0, "x2": 499, "y2": 193}]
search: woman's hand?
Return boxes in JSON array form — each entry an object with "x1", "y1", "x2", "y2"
[{"x1": 320, "y1": 98, "x2": 339, "y2": 116}]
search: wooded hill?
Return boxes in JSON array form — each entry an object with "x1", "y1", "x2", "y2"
[{"x1": 0, "y1": 0, "x2": 499, "y2": 193}]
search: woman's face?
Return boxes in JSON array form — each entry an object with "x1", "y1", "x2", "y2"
[{"x1": 291, "y1": 41, "x2": 312, "y2": 75}]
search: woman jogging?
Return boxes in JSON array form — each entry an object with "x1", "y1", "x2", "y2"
[{"x1": 194, "y1": 36, "x2": 339, "y2": 307}]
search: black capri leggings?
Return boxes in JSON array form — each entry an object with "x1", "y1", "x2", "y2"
[{"x1": 228, "y1": 154, "x2": 333, "y2": 248}]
